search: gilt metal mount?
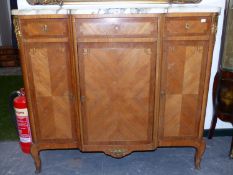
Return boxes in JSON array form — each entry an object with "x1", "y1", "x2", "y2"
[
  {"x1": 104, "y1": 148, "x2": 131, "y2": 158},
  {"x1": 13, "y1": 17, "x2": 22, "y2": 48},
  {"x1": 26, "y1": 0, "x2": 64, "y2": 5},
  {"x1": 26, "y1": 0, "x2": 202, "y2": 5}
]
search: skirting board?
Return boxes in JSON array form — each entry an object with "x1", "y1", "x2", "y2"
[{"x1": 203, "y1": 129, "x2": 233, "y2": 137}]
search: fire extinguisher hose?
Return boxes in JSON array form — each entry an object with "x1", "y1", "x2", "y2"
[{"x1": 8, "y1": 90, "x2": 20, "y2": 137}]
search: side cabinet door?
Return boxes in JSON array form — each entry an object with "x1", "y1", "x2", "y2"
[
  {"x1": 24, "y1": 42, "x2": 76, "y2": 142},
  {"x1": 160, "y1": 41, "x2": 209, "y2": 139},
  {"x1": 78, "y1": 43, "x2": 156, "y2": 146}
]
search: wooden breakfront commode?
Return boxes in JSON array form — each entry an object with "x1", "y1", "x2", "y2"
[{"x1": 13, "y1": 5, "x2": 219, "y2": 173}]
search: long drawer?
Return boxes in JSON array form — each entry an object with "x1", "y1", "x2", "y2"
[{"x1": 75, "y1": 18, "x2": 158, "y2": 38}]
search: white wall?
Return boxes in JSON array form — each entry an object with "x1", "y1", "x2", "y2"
[{"x1": 202, "y1": 0, "x2": 232, "y2": 129}]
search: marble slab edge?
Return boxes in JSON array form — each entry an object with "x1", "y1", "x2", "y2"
[
  {"x1": 11, "y1": 6, "x2": 221, "y2": 16},
  {"x1": 11, "y1": 9, "x2": 70, "y2": 15}
]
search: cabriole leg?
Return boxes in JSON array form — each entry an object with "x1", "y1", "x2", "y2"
[
  {"x1": 230, "y1": 136, "x2": 233, "y2": 159},
  {"x1": 195, "y1": 140, "x2": 206, "y2": 169},
  {"x1": 31, "y1": 144, "x2": 41, "y2": 174}
]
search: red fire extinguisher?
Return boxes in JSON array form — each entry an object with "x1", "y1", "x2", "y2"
[{"x1": 13, "y1": 88, "x2": 32, "y2": 154}]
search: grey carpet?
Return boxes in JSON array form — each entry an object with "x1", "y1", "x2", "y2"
[
  {"x1": 0, "y1": 137, "x2": 232, "y2": 175},
  {"x1": 0, "y1": 67, "x2": 22, "y2": 76}
]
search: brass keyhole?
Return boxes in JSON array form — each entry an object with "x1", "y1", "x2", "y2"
[
  {"x1": 161, "y1": 91, "x2": 166, "y2": 96},
  {"x1": 42, "y1": 24, "x2": 48, "y2": 32}
]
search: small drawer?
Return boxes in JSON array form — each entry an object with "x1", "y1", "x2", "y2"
[
  {"x1": 164, "y1": 17, "x2": 211, "y2": 36},
  {"x1": 21, "y1": 19, "x2": 68, "y2": 38},
  {"x1": 76, "y1": 18, "x2": 157, "y2": 38}
]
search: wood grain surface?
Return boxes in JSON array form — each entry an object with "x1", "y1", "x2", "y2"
[
  {"x1": 78, "y1": 43, "x2": 156, "y2": 145},
  {"x1": 15, "y1": 13, "x2": 218, "y2": 172},
  {"x1": 160, "y1": 41, "x2": 208, "y2": 138}
]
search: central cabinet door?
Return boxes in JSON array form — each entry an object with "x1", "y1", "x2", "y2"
[{"x1": 78, "y1": 43, "x2": 156, "y2": 146}]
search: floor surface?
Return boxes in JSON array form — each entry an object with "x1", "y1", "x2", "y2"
[
  {"x1": 0, "y1": 137, "x2": 232, "y2": 175},
  {"x1": 0, "y1": 67, "x2": 22, "y2": 76}
]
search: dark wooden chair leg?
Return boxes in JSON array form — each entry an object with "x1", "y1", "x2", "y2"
[
  {"x1": 208, "y1": 113, "x2": 218, "y2": 139},
  {"x1": 208, "y1": 72, "x2": 220, "y2": 139}
]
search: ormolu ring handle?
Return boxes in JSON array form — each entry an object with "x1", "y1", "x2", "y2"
[
  {"x1": 185, "y1": 23, "x2": 190, "y2": 30},
  {"x1": 114, "y1": 25, "x2": 120, "y2": 31}
]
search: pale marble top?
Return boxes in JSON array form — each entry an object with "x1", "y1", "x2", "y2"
[
  {"x1": 12, "y1": 0, "x2": 222, "y2": 15},
  {"x1": 12, "y1": 6, "x2": 221, "y2": 15}
]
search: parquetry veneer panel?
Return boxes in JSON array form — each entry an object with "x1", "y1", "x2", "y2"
[
  {"x1": 24, "y1": 36, "x2": 76, "y2": 142},
  {"x1": 160, "y1": 41, "x2": 208, "y2": 139},
  {"x1": 78, "y1": 43, "x2": 156, "y2": 145}
]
